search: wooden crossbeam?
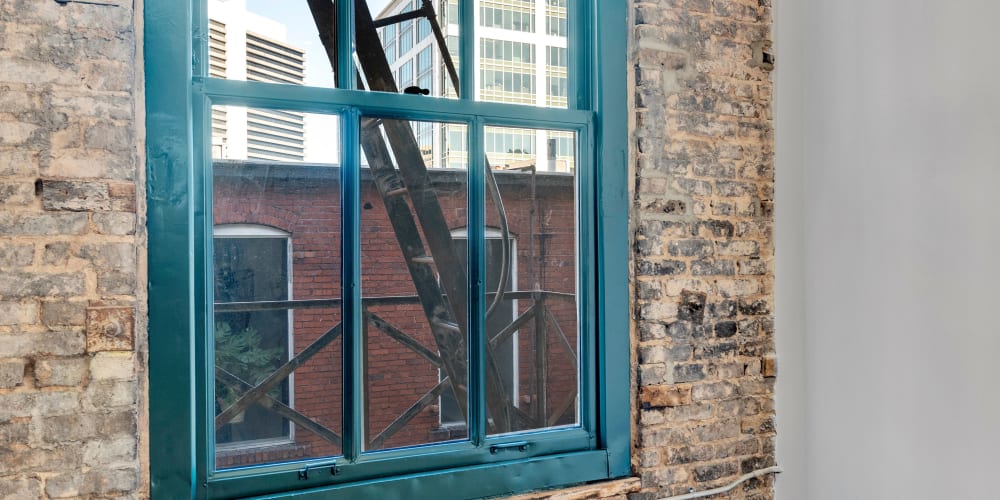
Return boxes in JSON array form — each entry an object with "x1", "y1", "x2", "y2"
[{"x1": 216, "y1": 367, "x2": 343, "y2": 447}]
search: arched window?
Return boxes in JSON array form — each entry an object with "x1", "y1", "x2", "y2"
[{"x1": 212, "y1": 225, "x2": 294, "y2": 452}]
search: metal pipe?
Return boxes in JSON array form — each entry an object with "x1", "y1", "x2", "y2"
[{"x1": 658, "y1": 467, "x2": 782, "y2": 500}]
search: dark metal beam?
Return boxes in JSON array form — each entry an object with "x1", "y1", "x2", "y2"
[{"x1": 216, "y1": 322, "x2": 343, "y2": 428}]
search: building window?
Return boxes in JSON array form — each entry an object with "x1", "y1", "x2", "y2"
[
  {"x1": 146, "y1": 1, "x2": 628, "y2": 498},
  {"x1": 213, "y1": 225, "x2": 294, "y2": 460},
  {"x1": 439, "y1": 228, "x2": 517, "y2": 428}
]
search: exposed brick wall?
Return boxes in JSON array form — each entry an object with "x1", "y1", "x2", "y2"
[
  {"x1": 0, "y1": 0, "x2": 144, "y2": 498},
  {"x1": 630, "y1": 0, "x2": 776, "y2": 498},
  {"x1": 0, "y1": 0, "x2": 774, "y2": 499}
]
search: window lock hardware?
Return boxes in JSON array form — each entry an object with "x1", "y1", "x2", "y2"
[
  {"x1": 490, "y1": 441, "x2": 530, "y2": 455},
  {"x1": 298, "y1": 460, "x2": 341, "y2": 480},
  {"x1": 54, "y1": 0, "x2": 120, "y2": 6}
]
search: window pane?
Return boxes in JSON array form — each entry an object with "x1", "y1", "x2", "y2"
[
  {"x1": 484, "y1": 127, "x2": 578, "y2": 435},
  {"x1": 208, "y1": 0, "x2": 337, "y2": 88},
  {"x1": 360, "y1": 118, "x2": 470, "y2": 450},
  {"x1": 213, "y1": 107, "x2": 343, "y2": 469},
  {"x1": 475, "y1": 0, "x2": 570, "y2": 109},
  {"x1": 360, "y1": 0, "x2": 461, "y2": 99}
]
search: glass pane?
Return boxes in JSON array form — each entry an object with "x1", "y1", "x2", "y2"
[
  {"x1": 360, "y1": 117, "x2": 469, "y2": 450},
  {"x1": 476, "y1": 0, "x2": 570, "y2": 108},
  {"x1": 359, "y1": 0, "x2": 461, "y2": 98},
  {"x1": 213, "y1": 107, "x2": 343, "y2": 469},
  {"x1": 485, "y1": 127, "x2": 578, "y2": 435},
  {"x1": 207, "y1": 0, "x2": 338, "y2": 88}
]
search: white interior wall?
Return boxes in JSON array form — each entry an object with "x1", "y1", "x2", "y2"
[{"x1": 775, "y1": 1, "x2": 1000, "y2": 498}]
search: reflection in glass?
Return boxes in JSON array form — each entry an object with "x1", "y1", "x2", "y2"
[
  {"x1": 485, "y1": 127, "x2": 578, "y2": 434},
  {"x1": 213, "y1": 107, "x2": 343, "y2": 470},
  {"x1": 360, "y1": 117, "x2": 470, "y2": 450},
  {"x1": 362, "y1": 0, "x2": 461, "y2": 98},
  {"x1": 208, "y1": 0, "x2": 336, "y2": 88}
]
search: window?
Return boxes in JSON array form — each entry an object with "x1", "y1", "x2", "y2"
[
  {"x1": 146, "y1": 1, "x2": 627, "y2": 499},
  {"x1": 213, "y1": 225, "x2": 294, "y2": 459},
  {"x1": 440, "y1": 228, "x2": 517, "y2": 429}
]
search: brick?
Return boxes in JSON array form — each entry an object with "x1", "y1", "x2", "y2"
[
  {"x1": 0, "y1": 150, "x2": 40, "y2": 176},
  {"x1": 0, "y1": 272, "x2": 85, "y2": 298},
  {"x1": 35, "y1": 357, "x2": 88, "y2": 387},
  {"x1": 694, "y1": 461, "x2": 739, "y2": 482},
  {"x1": 45, "y1": 468, "x2": 139, "y2": 498},
  {"x1": 41, "y1": 180, "x2": 111, "y2": 211},
  {"x1": 678, "y1": 290, "x2": 707, "y2": 323},
  {"x1": 0, "y1": 301, "x2": 38, "y2": 326},
  {"x1": 692, "y1": 381, "x2": 737, "y2": 401},
  {"x1": 717, "y1": 240, "x2": 760, "y2": 256},
  {"x1": 714, "y1": 321, "x2": 738, "y2": 338},
  {"x1": 673, "y1": 363, "x2": 707, "y2": 383},
  {"x1": 43, "y1": 241, "x2": 71, "y2": 265},
  {"x1": 0, "y1": 243, "x2": 34, "y2": 268},
  {"x1": 691, "y1": 259, "x2": 736, "y2": 276},
  {"x1": 83, "y1": 436, "x2": 136, "y2": 466},
  {"x1": 0, "y1": 477, "x2": 42, "y2": 500},
  {"x1": 0, "y1": 121, "x2": 41, "y2": 146},
  {"x1": 42, "y1": 301, "x2": 87, "y2": 326},
  {"x1": 43, "y1": 149, "x2": 134, "y2": 180},
  {"x1": 0, "y1": 331, "x2": 85, "y2": 358},
  {"x1": 93, "y1": 212, "x2": 136, "y2": 235},
  {"x1": 0, "y1": 213, "x2": 88, "y2": 236},
  {"x1": 79, "y1": 243, "x2": 135, "y2": 271},
  {"x1": 0, "y1": 182, "x2": 35, "y2": 206},
  {"x1": 637, "y1": 260, "x2": 686, "y2": 276},
  {"x1": 641, "y1": 386, "x2": 692, "y2": 408},
  {"x1": 89, "y1": 352, "x2": 134, "y2": 381},
  {"x1": 762, "y1": 354, "x2": 777, "y2": 378},
  {"x1": 0, "y1": 359, "x2": 26, "y2": 389},
  {"x1": 97, "y1": 269, "x2": 136, "y2": 294},
  {"x1": 668, "y1": 239, "x2": 714, "y2": 257},
  {"x1": 83, "y1": 380, "x2": 136, "y2": 410},
  {"x1": 0, "y1": 391, "x2": 79, "y2": 421},
  {"x1": 715, "y1": 279, "x2": 761, "y2": 298}
]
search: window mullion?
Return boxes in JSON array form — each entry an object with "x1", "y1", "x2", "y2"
[
  {"x1": 468, "y1": 117, "x2": 486, "y2": 446},
  {"x1": 337, "y1": 0, "x2": 355, "y2": 90},
  {"x1": 460, "y1": 0, "x2": 475, "y2": 100},
  {"x1": 342, "y1": 108, "x2": 363, "y2": 461},
  {"x1": 568, "y1": 0, "x2": 588, "y2": 110}
]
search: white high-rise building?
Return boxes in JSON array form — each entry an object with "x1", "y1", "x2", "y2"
[
  {"x1": 209, "y1": 0, "x2": 307, "y2": 162},
  {"x1": 376, "y1": 0, "x2": 575, "y2": 172}
]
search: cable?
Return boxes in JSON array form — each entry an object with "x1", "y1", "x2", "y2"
[{"x1": 658, "y1": 466, "x2": 782, "y2": 500}]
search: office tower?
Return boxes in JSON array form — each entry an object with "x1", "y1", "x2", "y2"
[
  {"x1": 376, "y1": 0, "x2": 575, "y2": 172},
  {"x1": 208, "y1": 0, "x2": 306, "y2": 162}
]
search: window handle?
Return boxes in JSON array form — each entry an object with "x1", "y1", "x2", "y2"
[
  {"x1": 298, "y1": 460, "x2": 341, "y2": 480},
  {"x1": 489, "y1": 441, "x2": 529, "y2": 455}
]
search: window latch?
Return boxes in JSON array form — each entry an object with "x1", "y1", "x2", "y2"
[
  {"x1": 54, "y1": 0, "x2": 120, "y2": 6},
  {"x1": 298, "y1": 460, "x2": 341, "y2": 480},
  {"x1": 489, "y1": 441, "x2": 530, "y2": 455}
]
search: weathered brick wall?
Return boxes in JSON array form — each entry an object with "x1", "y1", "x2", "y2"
[
  {"x1": 0, "y1": 1, "x2": 144, "y2": 498},
  {"x1": 630, "y1": 0, "x2": 776, "y2": 498}
]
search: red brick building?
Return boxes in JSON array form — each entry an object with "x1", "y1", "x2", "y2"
[{"x1": 212, "y1": 160, "x2": 578, "y2": 467}]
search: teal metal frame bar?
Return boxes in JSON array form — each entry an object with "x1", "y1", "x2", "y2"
[{"x1": 146, "y1": 1, "x2": 630, "y2": 498}]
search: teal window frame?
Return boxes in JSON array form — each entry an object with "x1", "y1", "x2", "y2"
[{"x1": 145, "y1": 1, "x2": 629, "y2": 498}]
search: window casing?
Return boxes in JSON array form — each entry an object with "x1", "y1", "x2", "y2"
[{"x1": 146, "y1": 1, "x2": 628, "y2": 498}]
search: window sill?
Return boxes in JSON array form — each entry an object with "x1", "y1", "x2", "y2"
[{"x1": 501, "y1": 477, "x2": 641, "y2": 500}]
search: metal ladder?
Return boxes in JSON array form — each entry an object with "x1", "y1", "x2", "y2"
[{"x1": 308, "y1": 0, "x2": 514, "y2": 436}]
